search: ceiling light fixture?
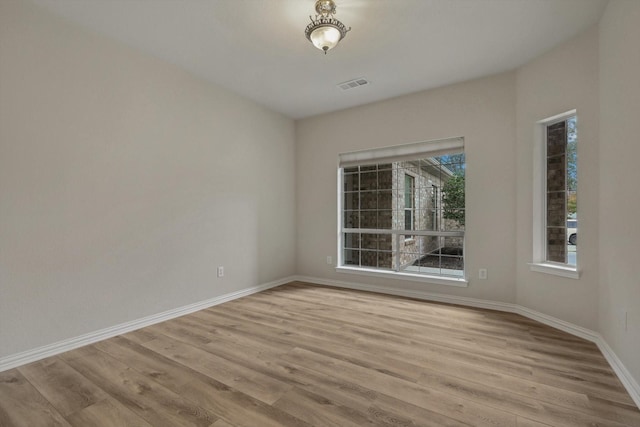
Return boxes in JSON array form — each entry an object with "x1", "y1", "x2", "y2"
[{"x1": 304, "y1": 0, "x2": 351, "y2": 54}]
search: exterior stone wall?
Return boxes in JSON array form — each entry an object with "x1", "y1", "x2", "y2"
[
  {"x1": 343, "y1": 164, "x2": 394, "y2": 268},
  {"x1": 393, "y1": 161, "x2": 444, "y2": 267},
  {"x1": 546, "y1": 121, "x2": 567, "y2": 263},
  {"x1": 343, "y1": 159, "x2": 462, "y2": 270}
]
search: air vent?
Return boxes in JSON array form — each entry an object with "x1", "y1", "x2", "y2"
[{"x1": 337, "y1": 77, "x2": 370, "y2": 91}]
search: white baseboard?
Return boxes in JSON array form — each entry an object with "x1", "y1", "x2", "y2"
[
  {"x1": 596, "y1": 337, "x2": 640, "y2": 409},
  {"x1": 292, "y1": 274, "x2": 640, "y2": 409},
  {"x1": 3, "y1": 273, "x2": 638, "y2": 409},
  {"x1": 0, "y1": 276, "x2": 294, "y2": 373},
  {"x1": 514, "y1": 305, "x2": 601, "y2": 343},
  {"x1": 294, "y1": 275, "x2": 516, "y2": 313}
]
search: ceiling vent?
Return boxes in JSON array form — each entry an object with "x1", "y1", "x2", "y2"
[{"x1": 337, "y1": 77, "x2": 370, "y2": 91}]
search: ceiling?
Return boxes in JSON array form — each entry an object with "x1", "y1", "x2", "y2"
[{"x1": 31, "y1": 0, "x2": 608, "y2": 119}]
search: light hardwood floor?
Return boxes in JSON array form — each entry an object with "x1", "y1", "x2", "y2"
[{"x1": 1, "y1": 282, "x2": 639, "y2": 426}]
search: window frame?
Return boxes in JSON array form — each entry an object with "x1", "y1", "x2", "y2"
[
  {"x1": 530, "y1": 110, "x2": 580, "y2": 279},
  {"x1": 336, "y1": 138, "x2": 468, "y2": 287},
  {"x1": 404, "y1": 173, "x2": 416, "y2": 241}
]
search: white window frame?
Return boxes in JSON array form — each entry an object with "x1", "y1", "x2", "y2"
[
  {"x1": 404, "y1": 173, "x2": 416, "y2": 242},
  {"x1": 529, "y1": 110, "x2": 580, "y2": 279},
  {"x1": 336, "y1": 137, "x2": 468, "y2": 287}
]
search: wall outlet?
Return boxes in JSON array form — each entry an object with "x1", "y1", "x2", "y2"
[
  {"x1": 217, "y1": 266, "x2": 224, "y2": 278},
  {"x1": 326, "y1": 256, "x2": 332, "y2": 265},
  {"x1": 479, "y1": 268, "x2": 488, "y2": 280}
]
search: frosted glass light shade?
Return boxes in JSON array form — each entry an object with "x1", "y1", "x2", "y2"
[
  {"x1": 304, "y1": 0, "x2": 350, "y2": 54},
  {"x1": 310, "y1": 25, "x2": 341, "y2": 52}
]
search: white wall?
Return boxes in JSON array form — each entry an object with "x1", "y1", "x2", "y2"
[
  {"x1": 598, "y1": 0, "x2": 640, "y2": 386},
  {"x1": 296, "y1": 73, "x2": 518, "y2": 303},
  {"x1": 0, "y1": 1, "x2": 295, "y2": 358},
  {"x1": 515, "y1": 27, "x2": 600, "y2": 330}
]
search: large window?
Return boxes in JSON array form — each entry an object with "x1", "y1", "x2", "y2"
[
  {"x1": 531, "y1": 111, "x2": 578, "y2": 278},
  {"x1": 338, "y1": 138, "x2": 466, "y2": 285}
]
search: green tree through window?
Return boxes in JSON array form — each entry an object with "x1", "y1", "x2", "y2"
[{"x1": 439, "y1": 154, "x2": 465, "y2": 227}]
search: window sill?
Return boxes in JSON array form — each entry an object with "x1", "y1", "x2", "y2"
[
  {"x1": 336, "y1": 266, "x2": 468, "y2": 287},
  {"x1": 528, "y1": 262, "x2": 580, "y2": 280}
]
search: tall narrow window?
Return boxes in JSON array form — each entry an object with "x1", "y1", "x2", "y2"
[
  {"x1": 532, "y1": 111, "x2": 578, "y2": 278},
  {"x1": 546, "y1": 120, "x2": 568, "y2": 263},
  {"x1": 338, "y1": 138, "x2": 466, "y2": 285},
  {"x1": 404, "y1": 174, "x2": 415, "y2": 239}
]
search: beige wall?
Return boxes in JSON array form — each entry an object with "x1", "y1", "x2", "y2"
[
  {"x1": 296, "y1": 72, "x2": 518, "y2": 303},
  {"x1": 0, "y1": 1, "x2": 296, "y2": 358},
  {"x1": 2, "y1": 0, "x2": 638, "y2": 389},
  {"x1": 515, "y1": 27, "x2": 600, "y2": 330},
  {"x1": 598, "y1": 0, "x2": 640, "y2": 385}
]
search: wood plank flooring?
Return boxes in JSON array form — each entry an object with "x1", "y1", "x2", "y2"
[{"x1": 1, "y1": 281, "x2": 639, "y2": 426}]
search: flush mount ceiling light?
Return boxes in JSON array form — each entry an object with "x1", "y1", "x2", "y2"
[{"x1": 304, "y1": 0, "x2": 351, "y2": 54}]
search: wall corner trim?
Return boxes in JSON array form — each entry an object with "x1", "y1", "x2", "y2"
[
  {"x1": 293, "y1": 275, "x2": 640, "y2": 409},
  {"x1": 0, "y1": 276, "x2": 295, "y2": 373}
]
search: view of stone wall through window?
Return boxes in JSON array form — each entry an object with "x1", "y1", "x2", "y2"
[
  {"x1": 546, "y1": 116, "x2": 577, "y2": 266},
  {"x1": 342, "y1": 154, "x2": 465, "y2": 277}
]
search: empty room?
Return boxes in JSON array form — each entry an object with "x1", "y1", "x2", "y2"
[{"x1": 1, "y1": 0, "x2": 639, "y2": 425}]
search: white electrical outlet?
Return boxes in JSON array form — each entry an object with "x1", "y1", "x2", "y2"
[
  {"x1": 326, "y1": 256, "x2": 332, "y2": 265},
  {"x1": 217, "y1": 266, "x2": 224, "y2": 278},
  {"x1": 479, "y1": 268, "x2": 488, "y2": 280}
]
